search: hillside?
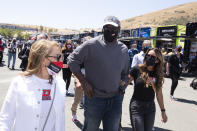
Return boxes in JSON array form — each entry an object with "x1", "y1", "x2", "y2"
[
  {"x1": 1, "y1": 2, "x2": 197, "y2": 34},
  {"x1": 121, "y1": 2, "x2": 197, "y2": 29}
]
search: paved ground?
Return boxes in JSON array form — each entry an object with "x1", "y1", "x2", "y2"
[{"x1": 0, "y1": 49, "x2": 197, "y2": 131}]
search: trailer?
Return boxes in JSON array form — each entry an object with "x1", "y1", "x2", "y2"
[
  {"x1": 153, "y1": 25, "x2": 186, "y2": 49},
  {"x1": 184, "y1": 22, "x2": 197, "y2": 60}
]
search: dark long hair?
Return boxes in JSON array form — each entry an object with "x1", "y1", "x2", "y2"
[
  {"x1": 139, "y1": 48, "x2": 164, "y2": 92},
  {"x1": 62, "y1": 39, "x2": 73, "y2": 52}
]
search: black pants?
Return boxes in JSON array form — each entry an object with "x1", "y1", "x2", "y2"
[
  {"x1": 20, "y1": 59, "x2": 28, "y2": 71},
  {"x1": 0, "y1": 51, "x2": 3, "y2": 63},
  {"x1": 129, "y1": 99, "x2": 155, "y2": 131},
  {"x1": 62, "y1": 68, "x2": 72, "y2": 90},
  {"x1": 170, "y1": 74, "x2": 179, "y2": 96}
]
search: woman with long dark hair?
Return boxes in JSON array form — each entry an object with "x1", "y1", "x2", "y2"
[
  {"x1": 128, "y1": 48, "x2": 168, "y2": 131},
  {"x1": 62, "y1": 40, "x2": 73, "y2": 96}
]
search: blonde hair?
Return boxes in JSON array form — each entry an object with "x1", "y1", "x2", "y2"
[
  {"x1": 139, "y1": 48, "x2": 164, "y2": 92},
  {"x1": 21, "y1": 40, "x2": 60, "y2": 76}
]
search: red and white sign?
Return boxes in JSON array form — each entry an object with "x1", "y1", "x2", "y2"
[{"x1": 42, "y1": 89, "x2": 51, "y2": 100}]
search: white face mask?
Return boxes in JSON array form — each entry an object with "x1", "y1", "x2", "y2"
[
  {"x1": 47, "y1": 68, "x2": 57, "y2": 76},
  {"x1": 67, "y1": 45, "x2": 72, "y2": 49}
]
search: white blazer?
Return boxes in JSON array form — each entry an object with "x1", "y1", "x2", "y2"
[{"x1": 0, "y1": 75, "x2": 66, "y2": 131}]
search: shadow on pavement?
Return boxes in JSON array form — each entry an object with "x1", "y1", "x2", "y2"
[
  {"x1": 73, "y1": 123, "x2": 171, "y2": 131},
  {"x1": 74, "y1": 120, "x2": 102, "y2": 131},
  {"x1": 7, "y1": 67, "x2": 21, "y2": 71},
  {"x1": 0, "y1": 63, "x2": 6, "y2": 67},
  {"x1": 154, "y1": 127, "x2": 172, "y2": 131},
  {"x1": 181, "y1": 72, "x2": 197, "y2": 78},
  {"x1": 178, "y1": 77, "x2": 186, "y2": 81},
  {"x1": 120, "y1": 127, "x2": 171, "y2": 131},
  {"x1": 176, "y1": 98, "x2": 197, "y2": 106}
]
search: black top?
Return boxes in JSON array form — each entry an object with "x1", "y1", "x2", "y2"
[
  {"x1": 167, "y1": 53, "x2": 183, "y2": 75},
  {"x1": 130, "y1": 66, "x2": 155, "y2": 101},
  {"x1": 62, "y1": 49, "x2": 72, "y2": 64}
]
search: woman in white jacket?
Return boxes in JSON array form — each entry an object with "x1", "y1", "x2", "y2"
[{"x1": 0, "y1": 40, "x2": 66, "y2": 131}]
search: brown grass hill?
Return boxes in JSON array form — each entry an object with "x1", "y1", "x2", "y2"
[{"x1": 121, "y1": 2, "x2": 197, "y2": 29}]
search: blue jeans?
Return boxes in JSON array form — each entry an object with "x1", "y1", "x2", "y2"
[
  {"x1": 83, "y1": 94, "x2": 123, "y2": 131},
  {"x1": 8, "y1": 52, "x2": 16, "y2": 68}
]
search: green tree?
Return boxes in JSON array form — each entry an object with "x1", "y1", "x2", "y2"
[
  {"x1": 15, "y1": 30, "x2": 23, "y2": 39},
  {"x1": 0, "y1": 28, "x2": 14, "y2": 38},
  {"x1": 23, "y1": 33, "x2": 31, "y2": 40}
]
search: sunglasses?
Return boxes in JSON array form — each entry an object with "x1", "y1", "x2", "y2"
[
  {"x1": 146, "y1": 54, "x2": 157, "y2": 60},
  {"x1": 47, "y1": 54, "x2": 63, "y2": 62}
]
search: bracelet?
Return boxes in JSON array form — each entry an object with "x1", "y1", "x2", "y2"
[{"x1": 161, "y1": 109, "x2": 166, "y2": 112}]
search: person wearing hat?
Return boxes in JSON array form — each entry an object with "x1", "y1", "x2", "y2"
[
  {"x1": 166, "y1": 45, "x2": 184, "y2": 100},
  {"x1": 67, "y1": 16, "x2": 129, "y2": 131}
]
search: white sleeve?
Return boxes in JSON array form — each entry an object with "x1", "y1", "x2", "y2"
[
  {"x1": 131, "y1": 55, "x2": 138, "y2": 67},
  {"x1": 0, "y1": 78, "x2": 17, "y2": 131}
]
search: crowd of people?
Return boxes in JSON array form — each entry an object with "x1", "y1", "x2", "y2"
[
  {"x1": 0, "y1": 37, "x2": 31, "y2": 70},
  {"x1": 0, "y1": 15, "x2": 195, "y2": 131}
]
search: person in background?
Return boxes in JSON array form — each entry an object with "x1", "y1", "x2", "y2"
[
  {"x1": 187, "y1": 52, "x2": 197, "y2": 75},
  {"x1": 129, "y1": 48, "x2": 168, "y2": 131},
  {"x1": 7, "y1": 38, "x2": 17, "y2": 70},
  {"x1": 62, "y1": 40, "x2": 73, "y2": 96},
  {"x1": 58, "y1": 40, "x2": 64, "y2": 48},
  {"x1": 0, "y1": 36, "x2": 4, "y2": 65},
  {"x1": 0, "y1": 40, "x2": 66, "y2": 131},
  {"x1": 71, "y1": 65, "x2": 85, "y2": 123},
  {"x1": 71, "y1": 36, "x2": 92, "y2": 123},
  {"x1": 132, "y1": 40, "x2": 152, "y2": 67},
  {"x1": 128, "y1": 43, "x2": 139, "y2": 69},
  {"x1": 18, "y1": 42, "x2": 31, "y2": 71},
  {"x1": 17, "y1": 40, "x2": 23, "y2": 52},
  {"x1": 166, "y1": 45, "x2": 184, "y2": 100},
  {"x1": 161, "y1": 48, "x2": 167, "y2": 56},
  {"x1": 73, "y1": 42, "x2": 79, "y2": 49},
  {"x1": 68, "y1": 16, "x2": 129, "y2": 131},
  {"x1": 37, "y1": 33, "x2": 49, "y2": 40}
]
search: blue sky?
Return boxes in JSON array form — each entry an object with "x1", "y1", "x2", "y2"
[{"x1": 0, "y1": 0, "x2": 196, "y2": 29}]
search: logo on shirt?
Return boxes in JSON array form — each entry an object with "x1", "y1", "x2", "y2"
[{"x1": 42, "y1": 89, "x2": 51, "y2": 100}]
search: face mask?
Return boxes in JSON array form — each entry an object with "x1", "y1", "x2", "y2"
[
  {"x1": 177, "y1": 48, "x2": 182, "y2": 52},
  {"x1": 103, "y1": 28, "x2": 118, "y2": 42},
  {"x1": 143, "y1": 46, "x2": 151, "y2": 53},
  {"x1": 132, "y1": 48, "x2": 137, "y2": 51},
  {"x1": 67, "y1": 45, "x2": 72, "y2": 49},
  {"x1": 145, "y1": 55, "x2": 156, "y2": 67},
  {"x1": 47, "y1": 61, "x2": 63, "y2": 76}
]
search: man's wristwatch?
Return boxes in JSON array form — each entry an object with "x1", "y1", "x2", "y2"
[{"x1": 161, "y1": 109, "x2": 166, "y2": 112}]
